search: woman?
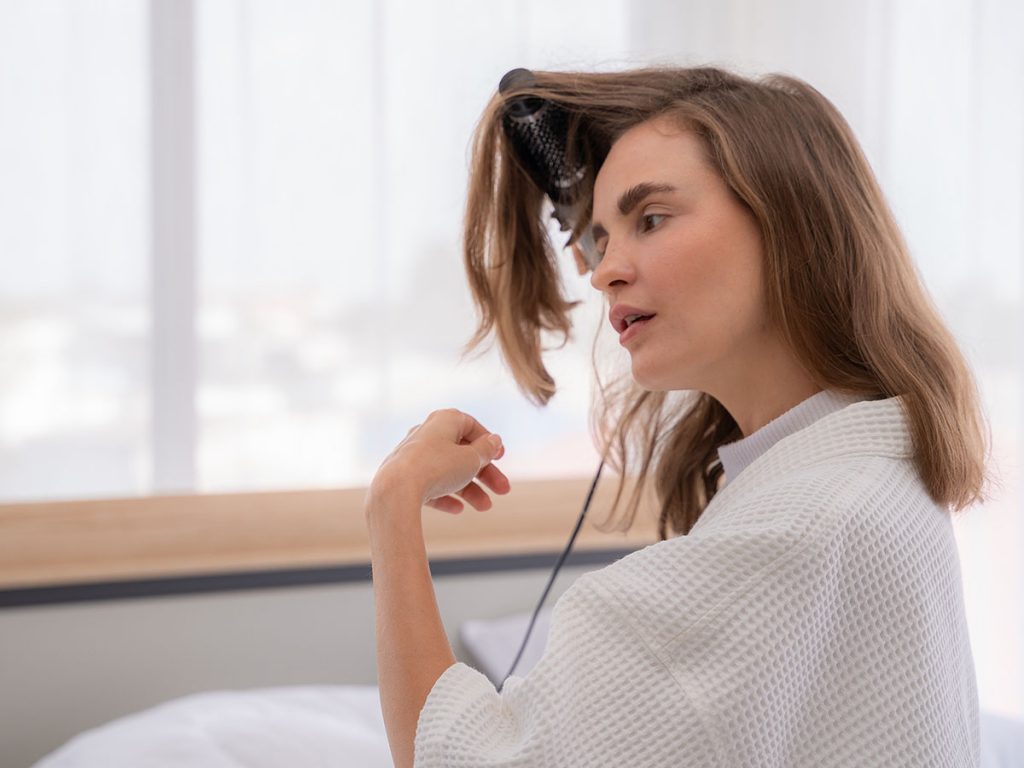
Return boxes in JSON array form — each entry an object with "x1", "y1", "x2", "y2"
[{"x1": 364, "y1": 65, "x2": 996, "y2": 767}]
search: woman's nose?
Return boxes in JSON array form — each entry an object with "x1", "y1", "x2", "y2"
[{"x1": 589, "y1": 240, "x2": 634, "y2": 292}]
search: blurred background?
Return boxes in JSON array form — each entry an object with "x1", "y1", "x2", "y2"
[{"x1": 0, "y1": 0, "x2": 1020, "y2": 724}]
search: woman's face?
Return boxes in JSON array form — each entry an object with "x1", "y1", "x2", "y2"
[{"x1": 589, "y1": 116, "x2": 774, "y2": 397}]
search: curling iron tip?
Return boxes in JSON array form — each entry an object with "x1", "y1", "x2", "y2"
[{"x1": 499, "y1": 67, "x2": 536, "y2": 93}]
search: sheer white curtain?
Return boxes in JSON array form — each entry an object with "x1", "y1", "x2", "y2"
[
  {"x1": 629, "y1": 0, "x2": 1023, "y2": 720},
  {"x1": 194, "y1": 0, "x2": 629, "y2": 493},
  {"x1": 0, "y1": 0, "x2": 629, "y2": 504},
  {"x1": 0, "y1": 0, "x2": 1020, "y2": 720},
  {"x1": 0, "y1": 0, "x2": 149, "y2": 499}
]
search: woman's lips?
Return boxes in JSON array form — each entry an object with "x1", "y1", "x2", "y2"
[{"x1": 619, "y1": 315, "x2": 654, "y2": 345}]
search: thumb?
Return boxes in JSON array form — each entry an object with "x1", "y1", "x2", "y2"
[{"x1": 472, "y1": 433, "x2": 502, "y2": 466}]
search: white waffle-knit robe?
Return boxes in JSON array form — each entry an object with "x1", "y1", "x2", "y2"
[{"x1": 413, "y1": 394, "x2": 980, "y2": 767}]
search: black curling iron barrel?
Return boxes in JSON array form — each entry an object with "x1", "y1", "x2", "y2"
[{"x1": 498, "y1": 68, "x2": 601, "y2": 270}]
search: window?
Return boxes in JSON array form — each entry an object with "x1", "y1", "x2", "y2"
[{"x1": 0, "y1": 0, "x2": 630, "y2": 501}]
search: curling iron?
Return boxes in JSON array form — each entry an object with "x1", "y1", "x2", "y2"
[
  {"x1": 496, "y1": 68, "x2": 607, "y2": 693},
  {"x1": 497, "y1": 67, "x2": 602, "y2": 273}
]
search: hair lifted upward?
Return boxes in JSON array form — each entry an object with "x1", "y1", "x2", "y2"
[{"x1": 459, "y1": 64, "x2": 996, "y2": 539}]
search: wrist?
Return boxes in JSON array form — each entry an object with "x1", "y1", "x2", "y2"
[{"x1": 365, "y1": 469, "x2": 425, "y2": 526}]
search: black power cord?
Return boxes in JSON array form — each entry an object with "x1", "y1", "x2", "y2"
[{"x1": 497, "y1": 456, "x2": 606, "y2": 693}]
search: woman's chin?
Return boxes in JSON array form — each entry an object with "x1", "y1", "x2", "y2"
[
  {"x1": 628, "y1": 359, "x2": 662, "y2": 389},
  {"x1": 629, "y1": 353, "x2": 695, "y2": 393}
]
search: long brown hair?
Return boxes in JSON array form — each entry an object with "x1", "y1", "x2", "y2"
[{"x1": 459, "y1": 64, "x2": 997, "y2": 540}]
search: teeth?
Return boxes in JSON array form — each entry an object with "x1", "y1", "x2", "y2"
[{"x1": 625, "y1": 314, "x2": 644, "y2": 327}]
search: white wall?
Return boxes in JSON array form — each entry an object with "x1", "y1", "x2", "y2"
[{"x1": 0, "y1": 562, "x2": 597, "y2": 768}]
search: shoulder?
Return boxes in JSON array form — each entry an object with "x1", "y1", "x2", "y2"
[
  {"x1": 585, "y1": 454, "x2": 934, "y2": 651},
  {"x1": 700, "y1": 450, "x2": 925, "y2": 538}
]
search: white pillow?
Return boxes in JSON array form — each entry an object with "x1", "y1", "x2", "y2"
[
  {"x1": 458, "y1": 605, "x2": 554, "y2": 686},
  {"x1": 980, "y1": 710, "x2": 1024, "y2": 768}
]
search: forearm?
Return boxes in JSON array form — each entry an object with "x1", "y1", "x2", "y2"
[{"x1": 365, "y1": 483, "x2": 458, "y2": 768}]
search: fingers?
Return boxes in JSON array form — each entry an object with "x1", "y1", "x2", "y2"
[
  {"x1": 413, "y1": 411, "x2": 509, "y2": 517},
  {"x1": 476, "y1": 462, "x2": 510, "y2": 495},
  {"x1": 431, "y1": 408, "x2": 494, "y2": 447},
  {"x1": 454, "y1": 431, "x2": 509, "y2": 495},
  {"x1": 424, "y1": 448, "x2": 509, "y2": 515},
  {"x1": 426, "y1": 479, "x2": 499, "y2": 515},
  {"x1": 424, "y1": 409, "x2": 504, "y2": 468},
  {"x1": 425, "y1": 496, "x2": 464, "y2": 514},
  {"x1": 457, "y1": 480, "x2": 495, "y2": 510}
]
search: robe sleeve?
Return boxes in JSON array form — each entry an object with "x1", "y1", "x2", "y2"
[{"x1": 412, "y1": 575, "x2": 724, "y2": 768}]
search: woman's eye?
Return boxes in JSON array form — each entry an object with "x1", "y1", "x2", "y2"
[
  {"x1": 640, "y1": 213, "x2": 666, "y2": 232},
  {"x1": 592, "y1": 214, "x2": 665, "y2": 261}
]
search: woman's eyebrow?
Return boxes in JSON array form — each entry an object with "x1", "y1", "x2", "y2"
[{"x1": 591, "y1": 181, "x2": 678, "y2": 241}]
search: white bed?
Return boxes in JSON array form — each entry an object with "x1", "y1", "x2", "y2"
[
  {"x1": 34, "y1": 607, "x2": 1024, "y2": 767},
  {"x1": 33, "y1": 685, "x2": 392, "y2": 768},
  {"x1": 30, "y1": 609, "x2": 557, "y2": 768}
]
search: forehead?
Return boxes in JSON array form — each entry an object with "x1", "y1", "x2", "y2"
[{"x1": 593, "y1": 117, "x2": 706, "y2": 203}]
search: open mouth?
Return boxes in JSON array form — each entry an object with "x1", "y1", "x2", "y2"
[
  {"x1": 625, "y1": 314, "x2": 654, "y2": 328},
  {"x1": 620, "y1": 314, "x2": 654, "y2": 343}
]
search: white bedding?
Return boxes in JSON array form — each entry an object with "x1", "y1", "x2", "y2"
[{"x1": 33, "y1": 685, "x2": 393, "y2": 768}]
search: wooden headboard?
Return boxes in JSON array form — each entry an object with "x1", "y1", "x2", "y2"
[{"x1": 0, "y1": 475, "x2": 661, "y2": 593}]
